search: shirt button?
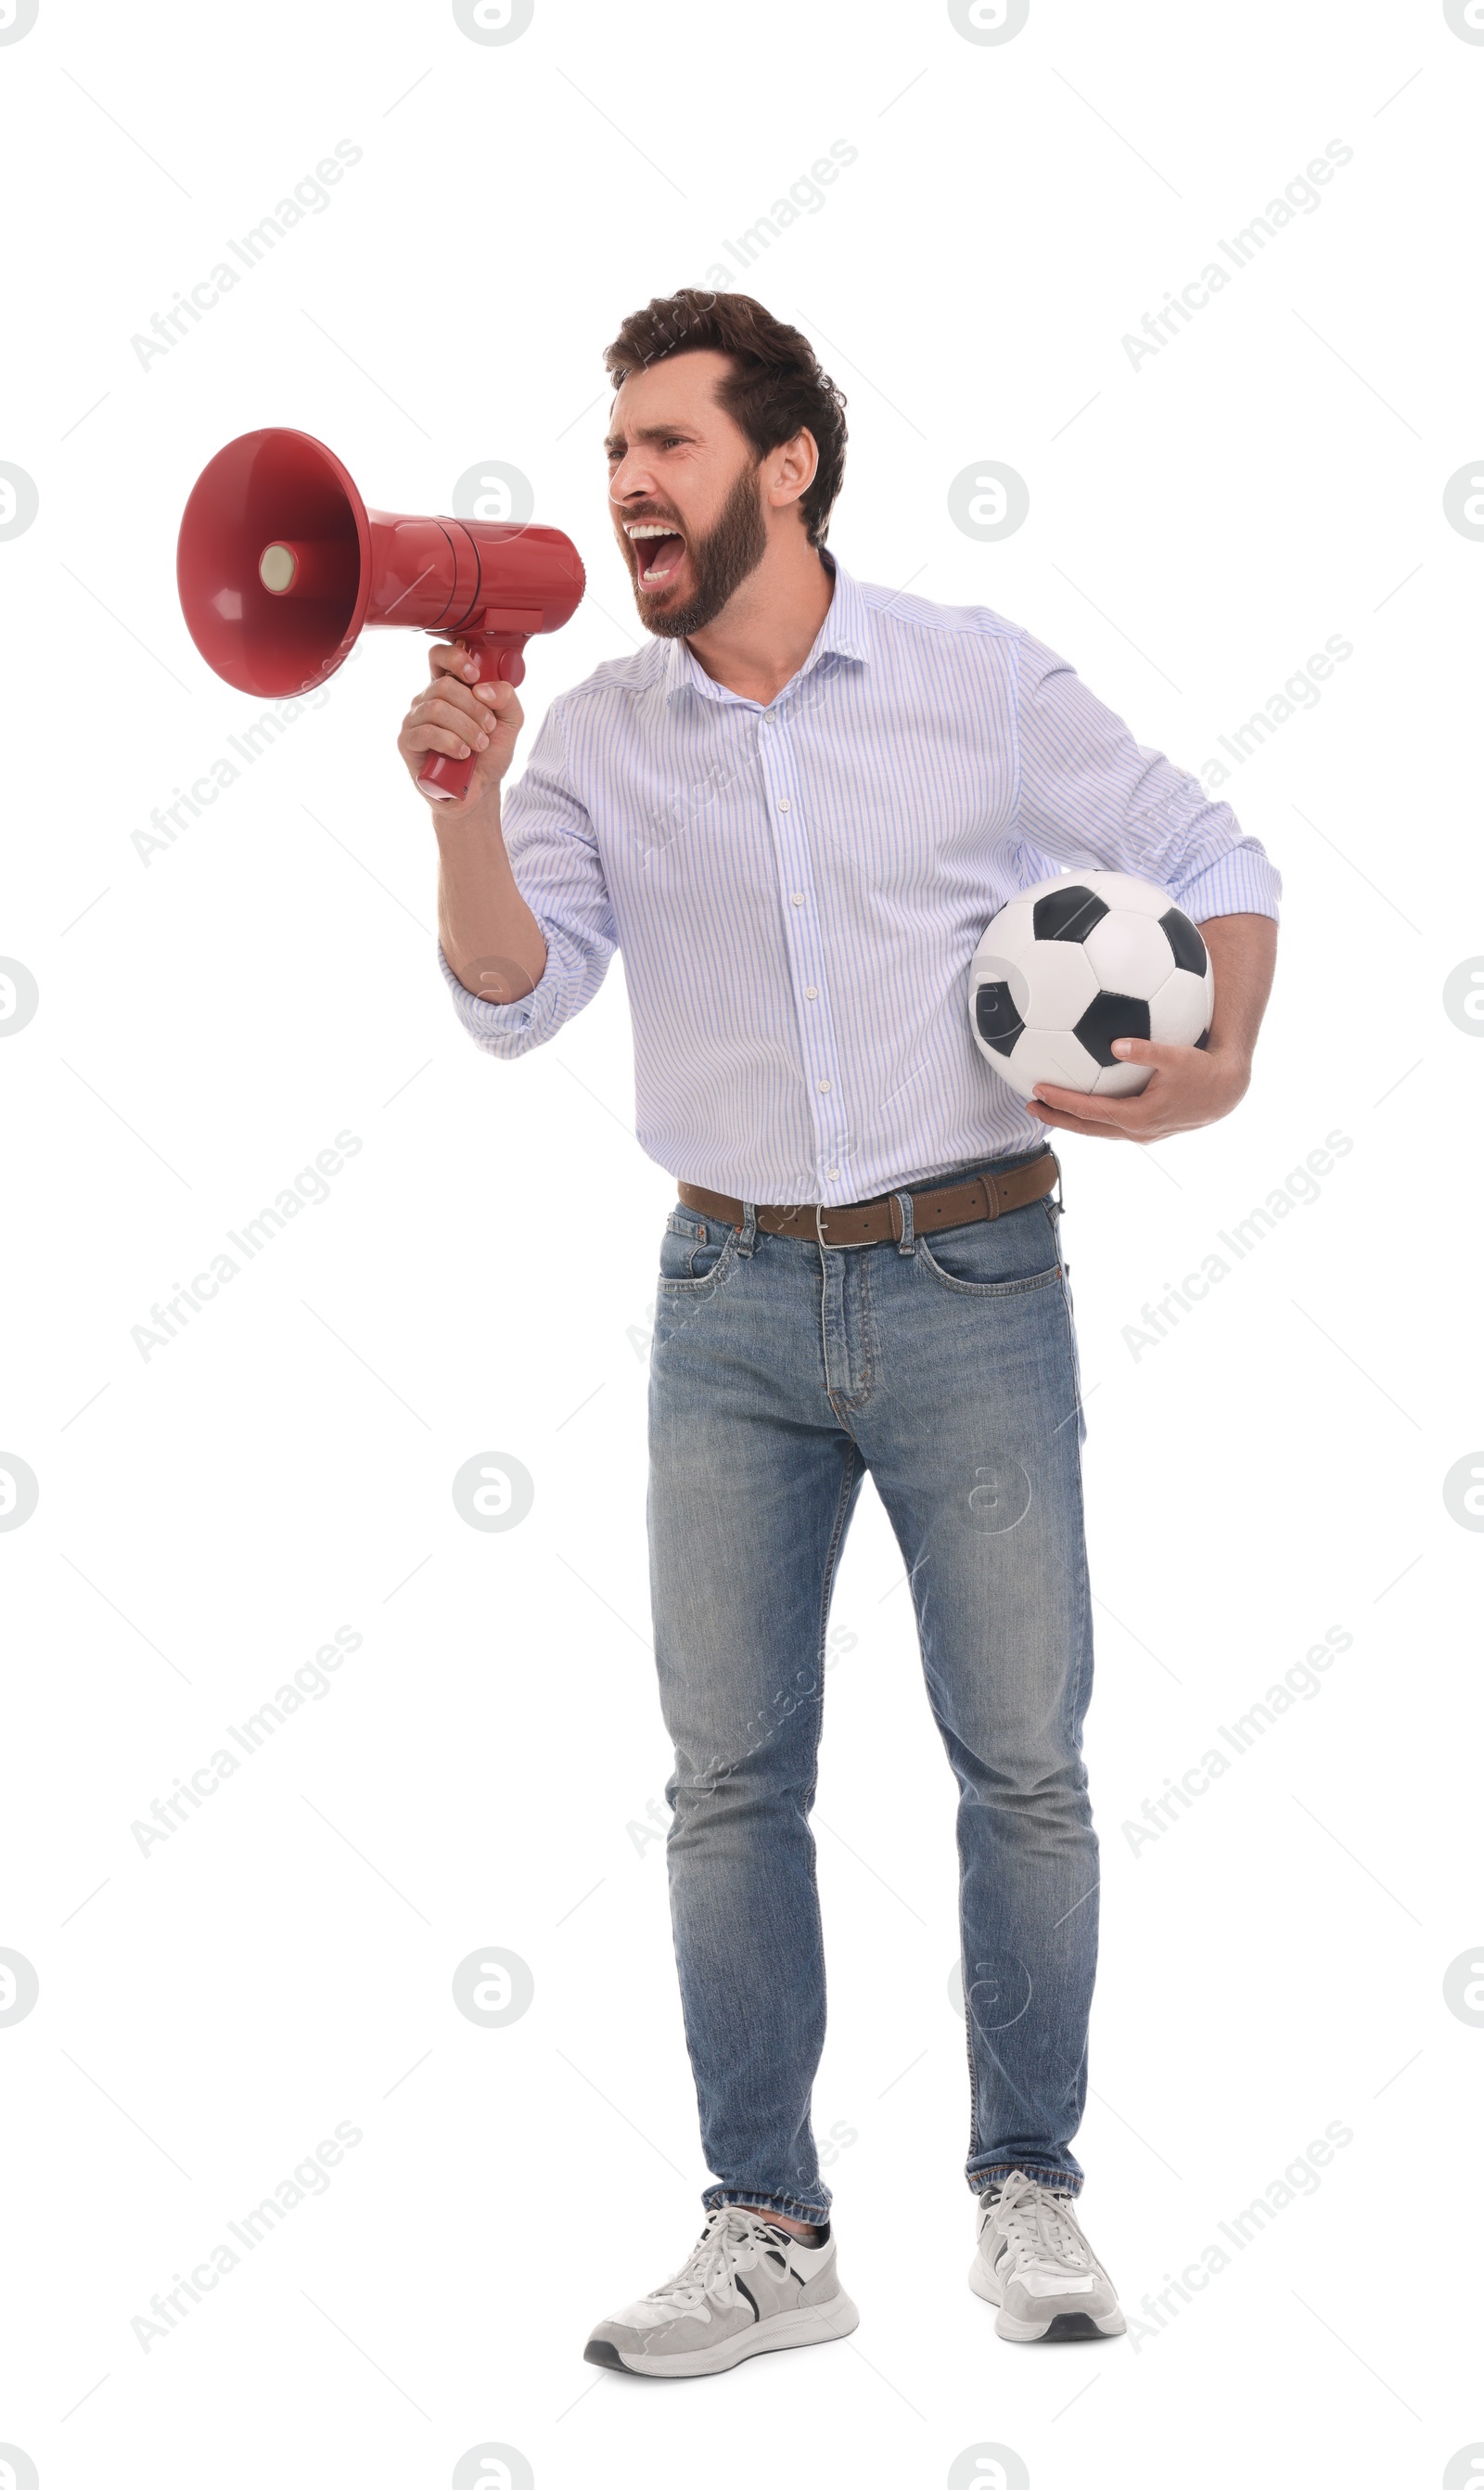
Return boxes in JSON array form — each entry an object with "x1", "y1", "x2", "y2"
[
  {"x1": 790, "y1": 892, "x2": 804, "y2": 906},
  {"x1": 828, "y1": 1167, "x2": 839, "y2": 1177},
  {"x1": 805, "y1": 985, "x2": 818, "y2": 999},
  {"x1": 817, "y1": 1078, "x2": 832, "y2": 1094},
  {"x1": 778, "y1": 797, "x2": 791, "y2": 812}
]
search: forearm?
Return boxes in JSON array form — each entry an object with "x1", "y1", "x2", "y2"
[
  {"x1": 435, "y1": 794, "x2": 548, "y2": 1004},
  {"x1": 1198, "y1": 912, "x2": 1277, "y2": 1081}
]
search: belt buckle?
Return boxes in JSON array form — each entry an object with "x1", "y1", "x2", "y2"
[{"x1": 814, "y1": 1200, "x2": 838, "y2": 1250}]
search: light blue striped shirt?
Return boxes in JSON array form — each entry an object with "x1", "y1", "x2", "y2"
[{"x1": 439, "y1": 558, "x2": 1280, "y2": 1204}]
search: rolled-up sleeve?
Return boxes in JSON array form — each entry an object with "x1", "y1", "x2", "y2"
[
  {"x1": 1012, "y1": 627, "x2": 1282, "y2": 923},
  {"x1": 438, "y1": 695, "x2": 618, "y2": 1057}
]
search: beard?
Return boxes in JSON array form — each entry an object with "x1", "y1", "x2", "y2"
[{"x1": 624, "y1": 459, "x2": 770, "y2": 638}]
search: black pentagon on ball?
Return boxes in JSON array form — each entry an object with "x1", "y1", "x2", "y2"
[
  {"x1": 1073, "y1": 991, "x2": 1151, "y2": 1065},
  {"x1": 1033, "y1": 884, "x2": 1109, "y2": 943},
  {"x1": 1158, "y1": 906, "x2": 1209, "y2": 977},
  {"x1": 974, "y1": 979, "x2": 1025, "y2": 1059}
]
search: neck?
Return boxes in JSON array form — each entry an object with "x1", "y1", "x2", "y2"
[{"x1": 684, "y1": 532, "x2": 835, "y2": 706}]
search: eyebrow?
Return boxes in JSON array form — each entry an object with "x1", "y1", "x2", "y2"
[{"x1": 603, "y1": 420, "x2": 697, "y2": 455}]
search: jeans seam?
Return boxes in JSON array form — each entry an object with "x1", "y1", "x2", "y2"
[
  {"x1": 839, "y1": 1242, "x2": 876, "y2": 1410},
  {"x1": 1051, "y1": 1256, "x2": 1097, "y2": 2167},
  {"x1": 963, "y1": 1986, "x2": 983, "y2": 2166},
  {"x1": 1054, "y1": 1281, "x2": 1095, "y2": 1750},
  {"x1": 970, "y1": 2161, "x2": 1082, "y2": 2199},
  {"x1": 818, "y1": 1441, "x2": 863, "y2": 1666},
  {"x1": 822, "y1": 1248, "x2": 876, "y2": 1420},
  {"x1": 732, "y1": 1443, "x2": 864, "y2": 2221},
  {"x1": 1047, "y1": 1202, "x2": 1090, "y2": 1445},
  {"x1": 789, "y1": 1437, "x2": 864, "y2": 2215}
]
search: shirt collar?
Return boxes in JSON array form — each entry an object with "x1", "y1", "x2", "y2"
[{"x1": 664, "y1": 550, "x2": 871, "y2": 705}]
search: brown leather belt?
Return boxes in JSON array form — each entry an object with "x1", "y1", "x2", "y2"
[{"x1": 678, "y1": 1149, "x2": 1059, "y2": 1249}]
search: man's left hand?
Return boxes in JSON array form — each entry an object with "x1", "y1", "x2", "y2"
[{"x1": 1028, "y1": 1037, "x2": 1250, "y2": 1143}]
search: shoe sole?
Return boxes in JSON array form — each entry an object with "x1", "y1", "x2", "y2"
[
  {"x1": 969, "y1": 2258, "x2": 1126, "y2": 2342},
  {"x1": 585, "y1": 2290, "x2": 860, "y2": 2378}
]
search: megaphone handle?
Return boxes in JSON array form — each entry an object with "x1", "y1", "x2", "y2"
[{"x1": 418, "y1": 632, "x2": 529, "y2": 803}]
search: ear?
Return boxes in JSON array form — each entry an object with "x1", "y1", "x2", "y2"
[{"x1": 766, "y1": 426, "x2": 819, "y2": 514}]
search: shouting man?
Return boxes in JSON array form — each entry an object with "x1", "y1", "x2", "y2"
[{"x1": 398, "y1": 290, "x2": 1279, "y2": 2376}]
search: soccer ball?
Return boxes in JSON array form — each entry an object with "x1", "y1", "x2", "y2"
[{"x1": 968, "y1": 870, "x2": 1215, "y2": 1100}]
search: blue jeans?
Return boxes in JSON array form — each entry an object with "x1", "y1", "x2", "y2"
[{"x1": 646, "y1": 1146, "x2": 1098, "y2": 2226}]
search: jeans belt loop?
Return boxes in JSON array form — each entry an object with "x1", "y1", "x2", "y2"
[
  {"x1": 893, "y1": 1187, "x2": 915, "y2": 1255},
  {"x1": 739, "y1": 1198, "x2": 759, "y2": 1255}
]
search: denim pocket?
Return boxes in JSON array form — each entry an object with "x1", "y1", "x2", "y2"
[
  {"x1": 915, "y1": 1198, "x2": 1062, "y2": 1297},
  {"x1": 659, "y1": 1209, "x2": 740, "y2": 1292}
]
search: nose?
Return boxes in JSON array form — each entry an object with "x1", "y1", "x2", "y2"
[{"x1": 608, "y1": 448, "x2": 656, "y2": 507}]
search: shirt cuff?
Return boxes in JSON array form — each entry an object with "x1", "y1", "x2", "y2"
[
  {"x1": 1174, "y1": 841, "x2": 1283, "y2": 927},
  {"x1": 437, "y1": 939, "x2": 568, "y2": 1057}
]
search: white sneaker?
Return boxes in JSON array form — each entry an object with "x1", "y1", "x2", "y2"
[
  {"x1": 969, "y1": 2171, "x2": 1126, "y2": 2342},
  {"x1": 584, "y1": 2202, "x2": 859, "y2": 2378}
]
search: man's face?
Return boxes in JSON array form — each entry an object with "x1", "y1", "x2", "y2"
[{"x1": 606, "y1": 350, "x2": 770, "y2": 637}]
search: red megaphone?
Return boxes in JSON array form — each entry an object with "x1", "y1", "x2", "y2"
[{"x1": 177, "y1": 428, "x2": 585, "y2": 802}]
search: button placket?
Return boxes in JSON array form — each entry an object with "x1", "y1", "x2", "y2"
[{"x1": 756, "y1": 712, "x2": 849, "y2": 1191}]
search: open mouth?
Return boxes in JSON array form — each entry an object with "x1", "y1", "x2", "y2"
[{"x1": 625, "y1": 520, "x2": 686, "y2": 589}]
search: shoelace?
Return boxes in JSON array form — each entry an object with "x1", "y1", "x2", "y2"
[
  {"x1": 990, "y1": 2172, "x2": 1093, "y2": 2273},
  {"x1": 646, "y1": 2206, "x2": 801, "y2": 2312}
]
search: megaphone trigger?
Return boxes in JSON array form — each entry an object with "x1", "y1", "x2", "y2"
[{"x1": 417, "y1": 626, "x2": 531, "y2": 803}]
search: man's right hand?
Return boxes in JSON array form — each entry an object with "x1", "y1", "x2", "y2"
[{"x1": 397, "y1": 642, "x2": 526, "y2": 810}]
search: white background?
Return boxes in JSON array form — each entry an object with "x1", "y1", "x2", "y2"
[{"x1": 2, "y1": 1, "x2": 1481, "y2": 2484}]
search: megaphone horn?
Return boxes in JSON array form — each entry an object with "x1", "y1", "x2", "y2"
[{"x1": 176, "y1": 429, "x2": 585, "y2": 802}]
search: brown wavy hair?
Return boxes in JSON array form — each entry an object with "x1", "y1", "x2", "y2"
[{"x1": 602, "y1": 289, "x2": 848, "y2": 549}]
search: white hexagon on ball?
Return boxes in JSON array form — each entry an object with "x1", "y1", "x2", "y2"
[
  {"x1": 1004, "y1": 1027, "x2": 1101, "y2": 1101},
  {"x1": 1149, "y1": 963, "x2": 1214, "y2": 1047},
  {"x1": 1020, "y1": 941, "x2": 1100, "y2": 1030},
  {"x1": 1083, "y1": 910, "x2": 1178, "y2": 1002}
]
